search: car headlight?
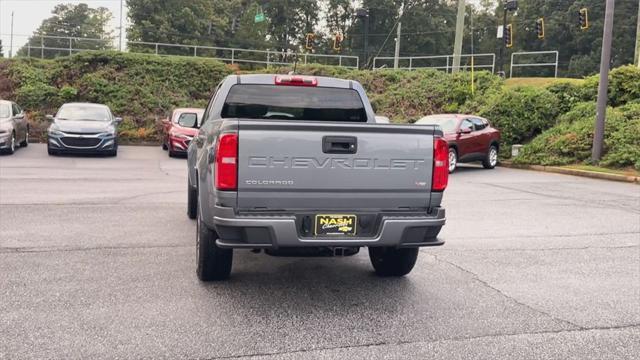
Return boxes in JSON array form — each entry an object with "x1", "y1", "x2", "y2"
[{"x1": 48, "y1": 129, "x2": 64, "y2": 137}]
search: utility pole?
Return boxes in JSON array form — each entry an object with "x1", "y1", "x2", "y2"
[
  {"x1": 592, "y1": 0, "x2": 615, "y2": 162},
  {"x1": 356, "y1": 8, "x2": 369, "y2": 69},
  {"x1": 394, "y1": 3, "x2": 404, "y2": 69},
  {"x1": 10, "y1": 11, "x2": 14, "y2": 58},
  {"x1": 635, "y1": 0, "x2": 639, "y2": 67},
  {"x1": 452, "y1": 0, "x2": 466, "y2": 73},
  {"x1": 119, "y1": 0, "x2": 124, "y2": 51}
]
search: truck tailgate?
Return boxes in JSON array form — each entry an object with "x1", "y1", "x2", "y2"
[{"x1": 236, "y1": 120, "x2": 437, "y2": 211}]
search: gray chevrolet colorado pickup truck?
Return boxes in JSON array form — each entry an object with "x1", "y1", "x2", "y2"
[{"x1": 187, "y1": 74, "x2": 448, "y2": 281}]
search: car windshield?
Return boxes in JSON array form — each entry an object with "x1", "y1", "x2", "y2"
[
  {"x1": 415, "y1": 115, "x2": 458, "y2": 133},
  {"x1": 0, "y1": 104, "x2": 10, "y2": 118},
  {"x1": 56, "y1": 105, "x2": 110, "y2": 121},
  {"x1": 222, "y1": 85, "x2": 367, "y2": 122}
]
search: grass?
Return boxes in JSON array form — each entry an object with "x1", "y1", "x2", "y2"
[
  {"x1": 561, "y1": 164, "x2": 640, "y2": 177},
  {"x1": 504, "y1": 77, "x2": 584, "y2": 88}
]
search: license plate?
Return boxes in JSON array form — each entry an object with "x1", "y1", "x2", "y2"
[{"x1": 315, "y1": 214, "x2": 357, "y2": 236}]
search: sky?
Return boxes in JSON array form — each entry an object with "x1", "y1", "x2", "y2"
[{"x1": 0, "y1": 0, "x2": 128, "y2": 57}]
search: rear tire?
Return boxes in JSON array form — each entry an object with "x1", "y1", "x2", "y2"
[
  {"x1": 187, "y1": 180, "x2": 197, "y2": 219},
  {"x1": 162, "y1": 143, "x2": 168, "y2": 151},
  {"x1": 483, "y1": 145, "x2": 498, "y2": 169},
  {"x1": 20, "y1": 128, "x2": 28, "y2": 147},
  {"x1": 448, "y1": 147, "x2": 457, "y2": 173},
  {"x1": 196, "y1": 214, "x2": 233, "y2": 281},
  {"x1": 369, "y1": 247, "x2": 419, "y2": 277}
]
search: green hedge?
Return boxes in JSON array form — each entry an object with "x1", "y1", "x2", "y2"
[
  {"x1": 514, "y1": 102, "x2": 640, "y2": 170},
  {"x1": 1, "y1": 52, "x2": 233, "y2": 142},
  {"x1": 461, "y1": 86, "x2": 561, "y2": 155}
]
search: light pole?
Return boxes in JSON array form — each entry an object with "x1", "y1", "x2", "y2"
[
  {"x1": 497, "y1": 0, "x2": 517, "y2": 77},
  {"x1": 393, "y1": 3, "x2": 404, "y2": 69},
  {"x1": 9, "y1": 11, "x2": 14, "y2": 58},
  {"x1": 592, "y1": 0, "x2": 615, "y2": 162},
  {"x1": 118, "y1": 0, "x2": 123, "y2": 51},
  {"x1": 355, "y1": 8, "x2": 369, "y2": 69},
  {"x1": 452, "y1": 0, "x2": 466, "y2": 73}
]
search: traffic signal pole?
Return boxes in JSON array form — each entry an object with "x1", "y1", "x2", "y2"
[
  {"x1": 497, "y1": 4, "x2": 508, "y2": 76},
  {"x1": 452, "y1": 0, "x2": 466, "y2": 73},
  {"x1": 592, "y1": 0, "x2": 615, "y2": 162}
]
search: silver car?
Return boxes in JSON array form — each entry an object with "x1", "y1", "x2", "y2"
[{"x1": 0, "y1": 100, "x2": 29, "y2": 155}]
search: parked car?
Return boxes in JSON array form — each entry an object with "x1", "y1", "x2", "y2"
[
  {"x1": 161, "y1": 108, "x2": 204, "y2": 157},
  {"x1": 47, "y1": 103, "x2": 122, "y2": 156},
  {"x1": 0, "y1": 100, "x2": 29, "y2": 154},
  {"x1": 415, "y1": 114, "x2": 500, "y2": 173},
  {"x1": 188, "y1": 74, "x2": 448, "y2": 281}
]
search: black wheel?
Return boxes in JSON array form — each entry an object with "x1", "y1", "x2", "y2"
[
  {"x1": 187, "y1": 179, "x2": 197, "y2": 219},
  {"x1": 448, "y1": 147, "x2": 457, "y2": 173},
  {"x1": 196, "y1": 214, "x2": 233, "y2": 281},
  {"x1": 168, "y1": 149, "x2": 176, "y2": 158},
  {"x1": 483, "y1": 145, "x2": 498, "y2": 169},
  {"x1": 162, "y1": 143, "x2": 168, "y2": 151},
  {"x1": 20, "y1": 127, "x2": 28, "y2": 147},
  {"x1": 47, "y1": 144, "x2": 56, "y2": 156},
  {"x1": 368, "y1": 247, "x2": 419, "y2": 277}
]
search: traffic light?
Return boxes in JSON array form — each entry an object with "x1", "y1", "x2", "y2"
[
  {"x1": 305, "y1": 33, "x2": 316, "y2": 51},
  {"x1": 579, "y1": 8, "x2": 589, "y2": 30},
  {"x1": 504, "y1": 24, "x2": 513, "y2": 48},
  {"x1": 333, "y1": 32, "x2": 344, "y2": 51},
  {"x1": 231, "y1": 18, "x2": 240, "y2": 34},
  {"x1": 535, "y1": 18, "x2": 545, "y2": 39}
]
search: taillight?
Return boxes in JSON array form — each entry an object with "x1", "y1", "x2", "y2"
[
  {"x1": 274, "y1": 75, "x2": 318, "y2": 86},
  {"x1": 432, "y1": 137, "x2": 449, "y2": 191},
  {"x1": 214, "y1": 133, "x2": 238, "y2": 191}
]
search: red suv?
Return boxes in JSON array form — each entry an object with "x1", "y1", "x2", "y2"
[
  {"x1": 161, "y1": 108, "x2": 204, "y2": 157},
  {"x1": 416, "y1": 114, "x2": 500, "y2": 173}
]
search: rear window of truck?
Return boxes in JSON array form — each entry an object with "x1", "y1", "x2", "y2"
[{"x1": 221, "y1": 85, "x2": 367, "y2": 122}]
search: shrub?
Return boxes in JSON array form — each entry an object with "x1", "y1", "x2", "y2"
[
  {"x1": 514, "y1": 102, "x2": 640, "y2": 170},
  {"x1": 462, "y1": 86, "x2": 561, "y2": 153}
]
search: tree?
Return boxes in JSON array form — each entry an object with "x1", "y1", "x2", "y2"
[
  {"x1": 17, "y1": 3, "x2": 113, "y2": 58},
  {"x1": 127, "y1": 0, "x2": 232, "y2": 55}
]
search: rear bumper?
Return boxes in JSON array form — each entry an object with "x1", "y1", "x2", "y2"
[{"x1": 210, "y1": 206, "x2": 446, "y2": 249}]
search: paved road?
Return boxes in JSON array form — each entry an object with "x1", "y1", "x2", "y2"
[{"x1": 1, "y1": 144, "x2": 639, "y2": 359}]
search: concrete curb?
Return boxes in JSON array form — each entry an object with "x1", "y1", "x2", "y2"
[{"x1": 500, "y1": 162, "x2": 640, "y2": 184}]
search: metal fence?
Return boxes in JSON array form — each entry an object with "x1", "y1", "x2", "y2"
[
  {"x1": 126, "y1": 41, "x2": 359, "y2": 68},
  {"x1": 12, "y1": 34, "x2": 359, "y2": 68},
  {"x1": 510, "y1": 51, "x2": 559, "y2": 78},
  {"x1": 372, "y1": 53, "x2": 496, "y2": 73}
]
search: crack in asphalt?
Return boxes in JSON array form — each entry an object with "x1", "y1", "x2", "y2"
[
  {"x1": 0, "y1": 243, "x2": 190, "y2": 254},
  {"x1": 432, "y1": 244, "x2": 640, "y2": 252},
  {"x1": 208, "y1": 324, "x2": 640, "y2": 359},
  {"x1": 442, "y1": 230, "x2": 640, "y2": 240},
  {"x1": 430, "y1": 253, "x2": 585, "y2": 330},
  {"x1": 482, "y1": 183, "x2": 640, "y2": 215}
]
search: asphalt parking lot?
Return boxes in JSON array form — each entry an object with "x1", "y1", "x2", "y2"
[{"x1": 1, "y1": 144, "x2": 639, "y2": 359}]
